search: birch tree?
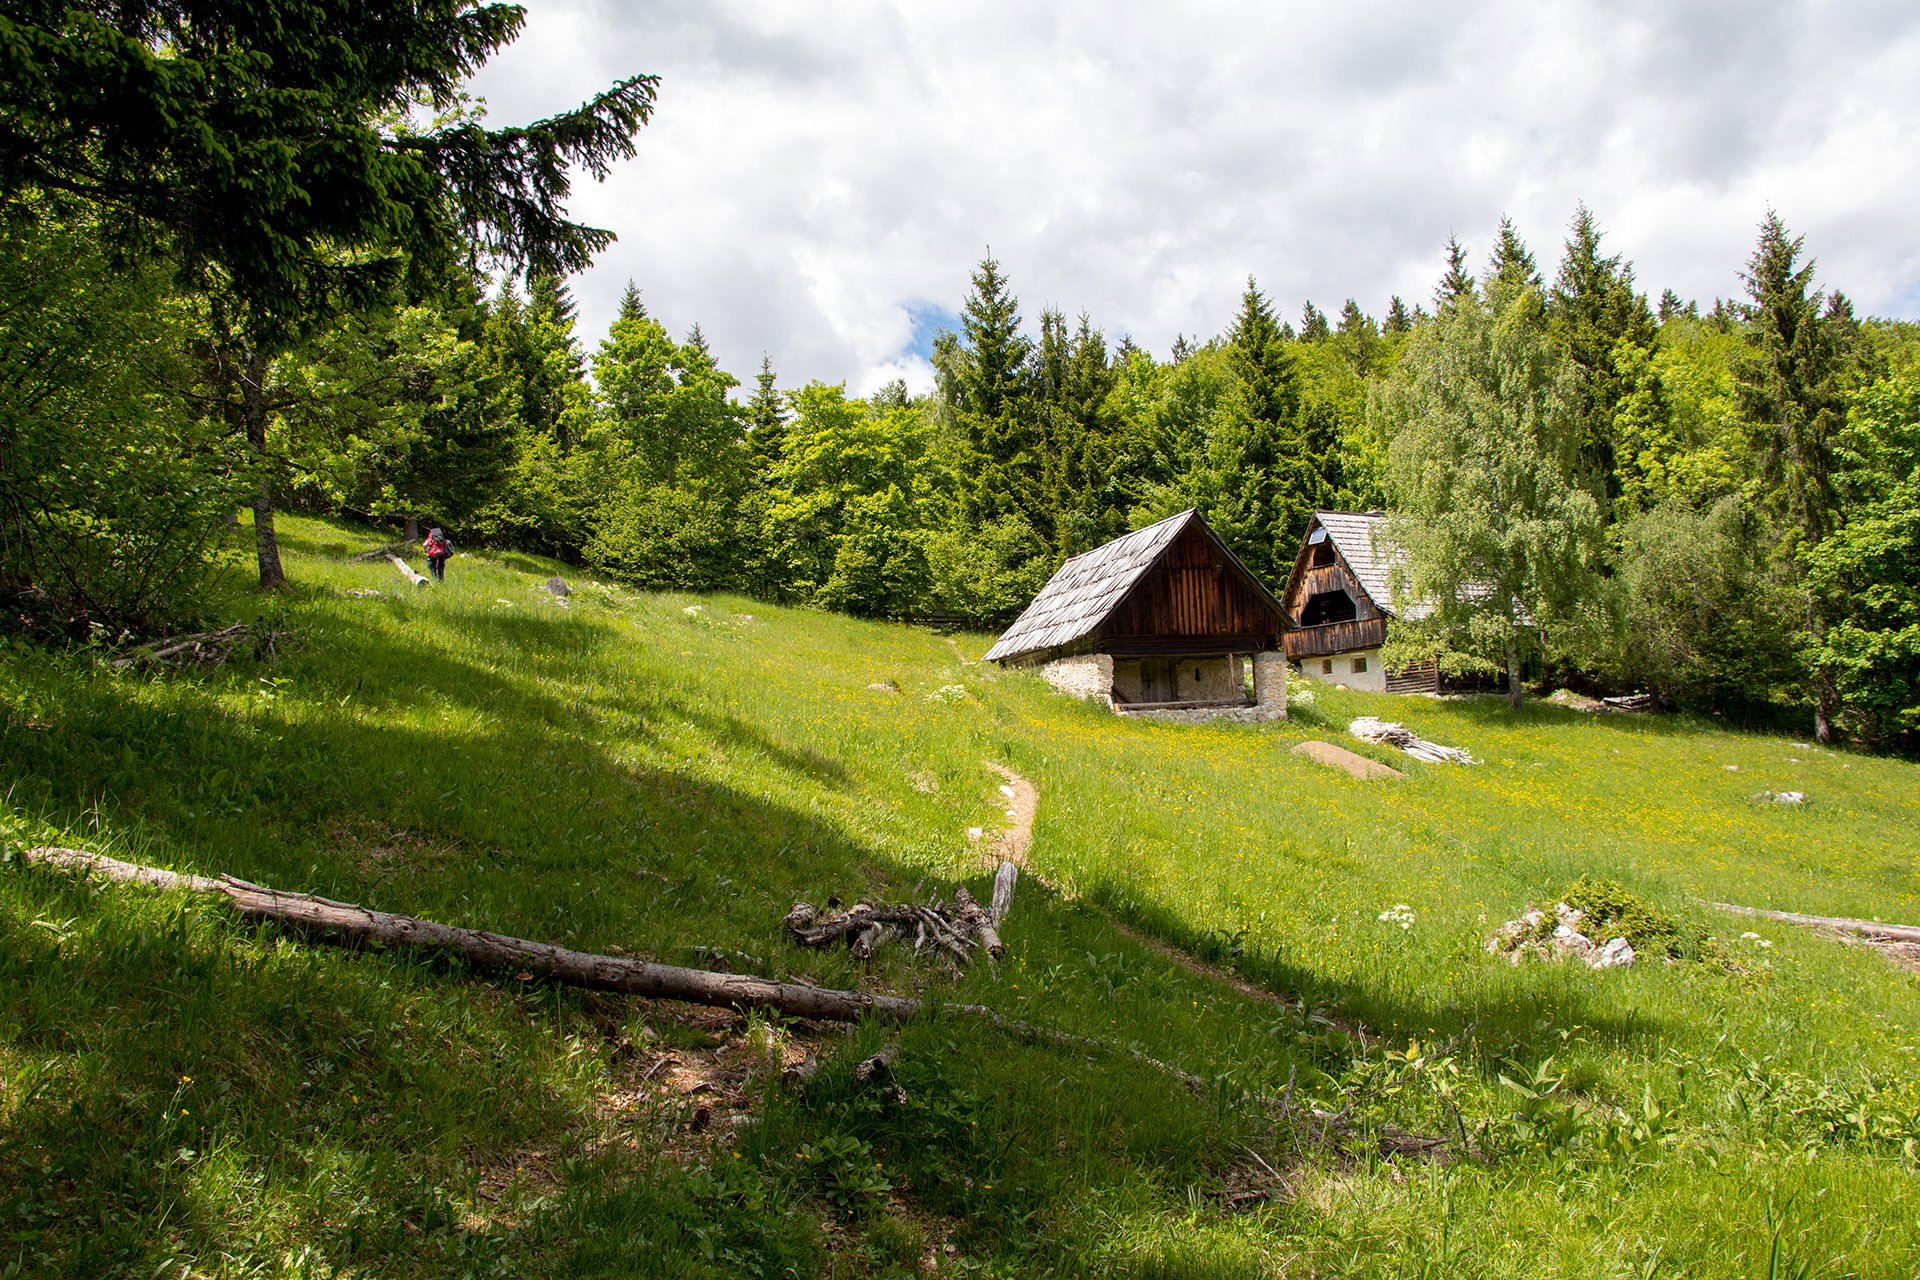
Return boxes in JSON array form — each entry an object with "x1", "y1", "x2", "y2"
[{"x1": 1373, "y1": 270, "x2": 1602, "y2": 710}]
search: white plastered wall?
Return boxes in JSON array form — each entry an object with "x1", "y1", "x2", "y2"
[{"x1": 1300, "y1": 648, "x2": 1386, "y2": 694}]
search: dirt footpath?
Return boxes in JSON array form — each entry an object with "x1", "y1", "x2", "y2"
[{"x1": 980, "y1": 761, "x2": 1290, "y2": 1010}]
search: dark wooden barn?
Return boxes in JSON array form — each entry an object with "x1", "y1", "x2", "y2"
[
  {"x1": 1279, "y1": 510, "x2": 1438, "y2": 694},
  {"x1": 985, "y1": 509, "x2": 1292, "y2": 715}
]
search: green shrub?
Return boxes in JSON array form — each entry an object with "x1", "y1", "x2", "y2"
[
  {"x1": 1559, "y1": 876, "x2": 1719, "y2": 962},
  {"x1": 0, "y1": 202, "x2": 244, "y2": 636}
]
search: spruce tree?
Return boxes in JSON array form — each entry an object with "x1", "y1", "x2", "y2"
[
  {"x1": 1334, "y1": 299, "x2": 1381, "y2": 376},
  {"x1": 747, "y1": 355, "x2": 788, "y2": 465},
  {"x1": 1484, "y1": 216, "x2": 1543, "y2": 304},
  {"x1": 1548, "y1": 203, "x2": 1655, "y2": 504},
  {"x1": 1196, "y1": 278, "x2": 1320, "y2": 573},
  {"x1": 1230, "y1": 281, "x2": 1292, "y2": 424},
  {"x1": 1435, "y1": 233, "x2": 1475, "y2": 308},
  {"x1": 526, "y1": 272, "x2": 587, "y2": 453},
  {"x1": 951, "y1": 252, "x2": 1043, "y2": 535},
  {"x1": 1299, "y1": 301, "x2": 1331, "y2": 343},
  {"x1": 959, "y1": 251, "x2": 1031, "y2": 421},
  {"x1": 1384, "y1": 295, "x2": 1412, "y2": 336},
  {"x1": 1735, "y1": 213, "x2": 1857, "y2": 741},
  {"x1": 618, "y1": 278, "x2": 648, "y2": 321}
]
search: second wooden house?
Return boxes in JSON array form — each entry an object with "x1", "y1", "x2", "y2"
[{"x1": 1279, "y1": 510, "x2": 1439, "y2": 695}]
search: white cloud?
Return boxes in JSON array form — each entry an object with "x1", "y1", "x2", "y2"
[{"x1": 465, "y1": 0, "x2": 1920, "y2": 395}]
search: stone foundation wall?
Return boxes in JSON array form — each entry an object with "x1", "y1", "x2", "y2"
[
  {"x1": 1123, "y1": 703, "x2": 1289, "y2": 725},
  {"x1": 1252, "y1": 651, "x2": 1289, "y2": 716},
  {"x1": 1040, "y1": 652, "x2": 1113, "y2": 705}
]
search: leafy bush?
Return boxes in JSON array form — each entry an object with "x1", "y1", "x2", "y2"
[
  {"x1": 1559, "y1": 876, "x2": 1718, "y2": 962},
  {"x1": 0, "y1": 203, "x2": 244, "y2": 636},
  {"x1": 584, "y1": 479, "x2": 767, "y2": 593}
]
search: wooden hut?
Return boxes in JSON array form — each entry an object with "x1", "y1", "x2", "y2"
[
  {"x1": 1279, "y1": 510, "x2": 1438, "y2": 694},
  {"x1": 984, "y1": 509, "x2": 1292, "y2": 717}
]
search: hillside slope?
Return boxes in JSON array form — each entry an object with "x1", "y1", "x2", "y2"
[{"x1": 2, "y1": 514, "x2": 1917, "y2": 1278}]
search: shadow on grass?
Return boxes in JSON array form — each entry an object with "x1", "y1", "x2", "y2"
[
  {"x1": 0, "y1": 633, "x2": 1289, "y2": 1276},
  {"x1": 1079, "y1": 875, "x2": 1668, "y2": 1081}
]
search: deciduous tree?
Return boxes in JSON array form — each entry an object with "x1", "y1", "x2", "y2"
[
  {"x1": 1375, "y1": 277, "x2": 1602, "y2": 709},
  {"x1": 0, "y1": 0, "x2": 655, "y2": 586}
]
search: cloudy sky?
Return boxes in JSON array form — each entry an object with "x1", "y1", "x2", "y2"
[{"x1": 466, "y1": 0, "x2": 1920, "y2": 395}]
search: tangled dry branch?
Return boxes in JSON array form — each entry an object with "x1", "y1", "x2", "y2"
[{"x1": 108, "y1": 621, "x2": 290, "y2": 670}]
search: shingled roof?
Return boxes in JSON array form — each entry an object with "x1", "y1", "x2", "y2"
[
  {"x1": 1294, "y1": 510, "x2": 1447, "y2": 622},
  {"x1": 1313, "y1": 510, "x2": 1394, "y2": 610},
  {"x1": 984, "y1": 509, "x2": 1285, "y2": 663},
  {"x1": 983, "y1": 512, "x2": 1192, "y2": 662}
]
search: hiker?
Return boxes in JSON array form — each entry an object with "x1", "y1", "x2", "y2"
[{"x1": 423, "y1": 527, "x2": 451, "y2": 582}]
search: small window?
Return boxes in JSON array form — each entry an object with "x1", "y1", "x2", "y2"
[
  {"x1": 1194, "y1": 667, "x2": 1201, "y2": 682},
  {"x1": 1321, "y1": 659, "x2": 1334, "y2": 675},
  {"x1": 1352, "y1": 657, "x2": 1368, "y2": 674},
  {"x1": 1311, "y1": 542, "x2": 1336, "y2": 567}
]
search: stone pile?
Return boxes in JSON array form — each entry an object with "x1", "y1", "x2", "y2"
[{"x1": 1485, "y1": 901, "x2": 1637, "y2": 970}]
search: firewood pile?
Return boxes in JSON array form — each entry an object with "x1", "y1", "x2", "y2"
[
  {"x1": 1348, "y1": 717, "x2": 1478, "y2": 765},
  {"x1": 785, "y1": 865, "x2": 1017, "y2": 969},
  {"x1": 109, "y1": 621, "x2": 288, "y2": 670}
]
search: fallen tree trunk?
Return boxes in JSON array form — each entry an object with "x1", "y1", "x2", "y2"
[
  {"x1": 387, "y1": 554, "x2": 432, "y2": 588},
  {"x1": 350, "y1": 541, "x2": 406, "y2": 563},
  {"x1": 1704, "y1": 899, "x2": 1920, "y2": 945},
  {"x1": 17, "y1": 847, "x2": 1451, "y2": 1159},
  {"x1": 22, "y1": 847, "x2": 922, "y2": 1021}
]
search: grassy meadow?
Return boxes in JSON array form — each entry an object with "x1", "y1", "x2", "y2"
[{"x1": 2, "y1": 512, "x2": 1918, "y2": 1278}]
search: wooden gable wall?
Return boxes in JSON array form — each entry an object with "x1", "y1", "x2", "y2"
[
  {"x1": 1280, "y1": 520, "x2": 1388, "y2": 658},
  {"x1": 1098, "y1": 523, "x2": 1286, "y2": 655},
  {"x1": 1280, "y1": 540, "x2": 1384, "y2": 623}
]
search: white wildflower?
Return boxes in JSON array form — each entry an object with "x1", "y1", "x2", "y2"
[{"x1": 1377, "y1": 904, "x2": 1416, "y2": 931}]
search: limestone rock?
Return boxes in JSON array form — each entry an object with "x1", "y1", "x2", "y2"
[
  {"x1": 1485, "y1": 909, "x2": 1545, "y2": 954},
  {"x1": 1291, "y1": 740, "x2": 1405, "y2": 781},
  {"x1": 1588, "y1": 937, "x2": 1636, "y2": 969},
  {"x1": 1549, "y1": 922, "x2": 1594, "y2": 960}
]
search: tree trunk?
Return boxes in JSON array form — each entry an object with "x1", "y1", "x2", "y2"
[
  {"x1": 1505, "y1": 628, "x2": 1523, "y2": 711},
  {"x1": 1808, "y1": 596, "x2": 1837, "y2": 745},
  {"x1": 241, "y1": 345, "x2": 287, "y2": 591},
  {"x1": 24, "y1": 846, "x2": 925, "y2": 1022},
  {"x1": 405, "y1": 514, "x2": 419, "y2": 543}
]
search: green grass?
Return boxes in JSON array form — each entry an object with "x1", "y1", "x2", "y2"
[{"x1": 2, "y1": 512, "x2": 1917, "y2": 1278}]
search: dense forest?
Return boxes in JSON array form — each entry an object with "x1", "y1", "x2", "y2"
[
  {"x1": 1, "y1": 8, "x2": 1916, "y2": 747},
  {"x1": 9, "y1": 199, "x2": 1918, "y2": 746}
]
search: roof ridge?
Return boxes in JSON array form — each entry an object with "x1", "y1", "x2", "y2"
[{"x1": 1058, "y1": 507, "x2": 1195, "y2": 565}]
